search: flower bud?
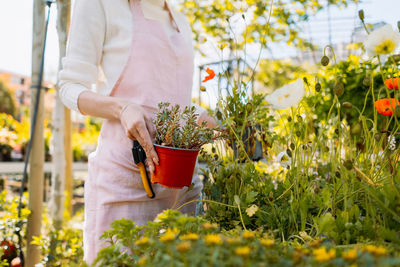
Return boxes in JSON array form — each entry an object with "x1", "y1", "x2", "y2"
[
  {"x1": 343, "y1": 160, "x2": 353, "y2": 170},
  {"x1": 351, "y1": 122, "x2": 362, "y2": 135},
  {"x1": 334, "y1": 80, "x2": 344, "y2": 96},
  {"x1": 342, "y1": 102, "x2": 353, "y2": 109},
  {"x1": 358, "y1": 10, "x2": 364, "y2": 21},
  {"x1": 315, "y1": 83, "x2": 321, "y2": 92},
  {"x1": 246, "y1": 103, "x2": 252, "y2": 113},
  {"x1": 321, "y1": 56, "x2": 330, "y2": 66},
  {"x1": 363, "y1": 76, "x2": 371, "y2": 87},
  {"x1": 216, "y1": 110, "x2": 222, "y2": 120},
  {"x1": 303, "y1": 77, "x2": 309, "y2": 86},
  {"x1": 295, "y1": 130, "x2": 301, "y2": 137},
  {"x1": 335, "y1": 171, "x2": 341, "y2": 178},
  {"x1": 200, "y1": 86, "x2": 206, "y2": 92},
  {"x1": 290, "y1": 143, "x2": 295, "y2": 150},
  {"x1": 374, "y1": 133, "x2": 382, "y2": 142},
  {"x1": 288, "y1": 116, "x2": 292, "y2": 122},
  {"x1": 286, "y1": 149, "x2": 292, "y2": 158}
]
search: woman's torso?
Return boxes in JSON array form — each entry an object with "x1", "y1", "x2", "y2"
[{"x1": 97, "y1": 0, "x2": 194, "y2": 97}]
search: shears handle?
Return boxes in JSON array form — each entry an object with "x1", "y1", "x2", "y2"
[{"x1": 132, "y1": 141, "x2": 155, "y2": 199}]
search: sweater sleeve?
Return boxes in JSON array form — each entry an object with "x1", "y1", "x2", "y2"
[{"x1": 58, "y1": 0, "x2": 105, "y2": 113}]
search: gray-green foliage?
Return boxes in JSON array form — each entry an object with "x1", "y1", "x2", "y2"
[{"x1": 154, "y1": 102, "x2": 217, "y2": 149}]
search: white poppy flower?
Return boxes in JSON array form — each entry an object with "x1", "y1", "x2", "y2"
[
  {"x1": 364, "y1": 24, "x2": 400, "y2": 57},
  {"x1": 276, "y1": 151, "x2": 291, "y2": 168},
  {"x1": 265, "y1": 78, "x2": 305, "y2": 109}
]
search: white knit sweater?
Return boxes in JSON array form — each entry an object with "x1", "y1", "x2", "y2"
[{"x1": 59, "y1": 0, "x2": 194, "y2": 114}]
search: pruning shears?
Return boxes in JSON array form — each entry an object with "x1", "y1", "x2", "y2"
[{"x1": 132, "y1": 140, "x2": 155, "y2": 198}]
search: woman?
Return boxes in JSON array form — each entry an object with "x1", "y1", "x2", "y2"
[{"x1": 59, "y1": 0, "x2": 215, "y2": 264}]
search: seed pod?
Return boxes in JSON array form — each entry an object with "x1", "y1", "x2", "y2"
[
  {"x1": 398, "y1": 21, "x2": 400, "y2": 32},
  {"x1": 358, "y1": 9, "x2": 364, "y2": 21},
  {"x1": 335, "y1": 171, "x2": 341, "y2": 178},
  {"x1": 290, "y1": 143, "x2": 295, "y2": 150},
  {"x1": 395, "y1": 105, "x2": 400, "y2": 117},
  {"x1": 288, "y1": 116, "x2": 292, "y2": 122},
  {"x1": 200, "y1": 86, "x2": 206, "y2": 92},
  {"x1": 214, "y1": 154, "x2": 219, "y2": 160},
  {"x1": 334, "y1": 80, "x2": 344, "y2": 96},
  {"x1": 315, "y1": 83, "x2": 321, "y2": 92},
  {"x1": 211, "y1": 147, "x2": 216, "y2": 153},
  {"x1": 342, "y1": 102, "x2": 353, "y2": 109},
  {"x1": 362, "y1": 76, "x2": 371, "y2": 87},
  {"x1": 343, "y1": 160, "x2": 353, "y2": 170},
  {"x1": 286, "y1": 149, "x2": 292, "y2": 158},
  {"x1": 321, "y1": 56, "x2": 330, "y2": 66},
  {"x1": 296, "y1": 130, "x2": 301, "y2": 137}
]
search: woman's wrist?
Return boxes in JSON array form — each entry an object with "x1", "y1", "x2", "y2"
[{"x1": 112, "y1": 99, "x2": 133, "y2": 120}]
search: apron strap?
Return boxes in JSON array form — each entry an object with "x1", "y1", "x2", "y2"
[
  {"x1": 129, "y1": 0, "x2": 181, "y2": 33},
  {"x1": 164, "y1": 1, "x2": 181, "y2": 33}
]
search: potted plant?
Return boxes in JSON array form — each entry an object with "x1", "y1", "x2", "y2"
[{"x1": 152, "y1": 102, "x2": 219, "y2": 188}]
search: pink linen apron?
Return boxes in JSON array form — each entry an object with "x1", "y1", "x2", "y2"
[{"x1": 83, "y1": 0, "x2": 203, "y2": 264}]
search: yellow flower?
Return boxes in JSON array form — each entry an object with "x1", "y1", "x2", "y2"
[
  {"x1": 205, "y1": 234, "x2": 222, "y2": 245},
  {"x1": 242, "y1": 231, "x2": 255, "y2": 240},
  {"x1": 198, "y1": 35, "x2": 207, "y2": 44},
  {"x1": 226, "y1": 237, "x2": 239, "y2": 244},
  {"x1": 137, "y1": 256, "x2": 147, "y2": 266},
  {"x1": 202, "y1": 222, "x2": 218, "y2": 230},
  {"x1": 342, "y1": 248, "x2": 358, "y2": 261},
  {"x1": 135, "y1": 237, "x2": 150, "y2": 246},
  {"x1": 235, "y1": 246, "x2": 251, "y2": 257},
  {"x1": 160, "y1": 228, "x2": 179, "y2": 243},
  {"x1": 364, "y1": 245, "x2": 387, "y2": 256},
  {"x1": 246, "y1": 204, "x2": 259, "y2": 217},
  {"x1": 219, "y1": 43, "x2": 228, "y2": 50},
  {"x1": 180, "y1": 233, "x2": 199, "y2": 241},
  {"x1": 176, "y1": 241, "x2": 191, "y2": 253},
  {"x1": 260, "y1": 238, "x2": 275, "y2": 247},
  {"x1": 313, "y1": 247, "x2": 336, "y2": 262}
]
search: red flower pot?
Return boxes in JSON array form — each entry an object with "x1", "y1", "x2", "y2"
[{"x1": 151, "y1": 144, "x2": 199, "y2": 189}]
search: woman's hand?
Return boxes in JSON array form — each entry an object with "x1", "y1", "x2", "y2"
[
  {"x1": 77, "y1": 91, "x2": 159, "y2": 174},
  {"x1": 119, "y1": 103, "x2": 159, "y2": 174}
]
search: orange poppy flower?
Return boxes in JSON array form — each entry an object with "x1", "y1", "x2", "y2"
[
  {"x1": 374, "y1": 98, "x2": 399, "y2": 116},
  {"x1": 202, "y1": 68, "x2": 215, "y2": 82},
  {"x1": 385, "y1": 78, "x2": 400, "y2": 89}
]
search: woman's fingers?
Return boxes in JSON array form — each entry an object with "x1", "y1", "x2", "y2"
[
  {"x1": 144, "y1": 115, "x2": 156, "y2": 139},
  {"x1": 135, "y1": 121, "x2": 159, "y2": 172}
]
